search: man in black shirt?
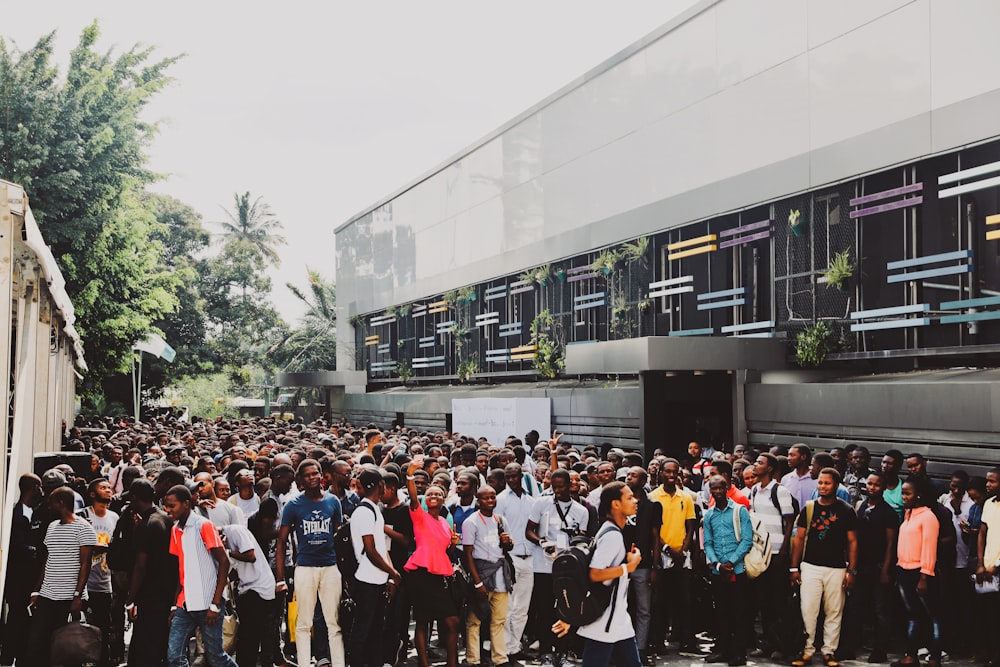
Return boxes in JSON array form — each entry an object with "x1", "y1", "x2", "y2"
[
  {"x1": 624, "y1": 466, "x2": 662, "y2": 666},
  {"x1": 381, "y1": 471, "x2": 415, "y2": 667},
  {"x1": 789, "y1": 468, "x2": 858, "y2": 667},
  {"x1": 125, "y1": 479, "x2": 176, "y2": 667},
  {"x1": 840, "y1": 472, "x2": 898, "y2": 662}
]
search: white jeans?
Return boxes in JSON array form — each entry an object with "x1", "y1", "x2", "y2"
[
  {"x1": 294, "y1": 564, "x2": 345, "y2": 667},
  {"x1": 799, "y1": 562, "x2": 846, "y2": 656},
  {"x1": 505, "y1": 555, "x2": 535, "y2": 654}
]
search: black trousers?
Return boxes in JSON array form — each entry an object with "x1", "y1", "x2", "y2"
[
  {"x1": 650, "y1": 564, "x2": 694, "y2": 648},
  {"x1": 236, "y1": 590, "x2": 277, "y2": 667},
  {"x1": 383, "y1": 578, "x2": 411, "y2": 664},
  {"x1": 0, "y1": 571, "x2": 33, "y2": 664},
  {"x1": 530, "y1": 573, "x2": 570, "y2": 656},
  {"x1": 753, "y1": 556, "x2": 790, "y2": 651},
  {"x1": 24, "y1": 597, "x2": 73, "y2": 667},
  {"x1": 127, "y1": 601, "x2": 170, "y2": 667},
  {"x1": 711, "y1": 573, "x2": 748, "y2": 659},
  {"x1": 349, "y1": 580, "x2": 388, "y2": 667},
  {"x1": 85, "y1": 591, "x2": 113, "y2": 667}
]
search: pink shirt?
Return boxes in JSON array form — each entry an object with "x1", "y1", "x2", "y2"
[
  {"x1": 404, "y1": 504, "x2": 455, "y2": 576},
  {"x1": 897, "y1": 506, "x2": 938, "y2": 576}
]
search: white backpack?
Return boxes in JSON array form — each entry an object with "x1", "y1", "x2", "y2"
[{"x1": 731, "y1": 502, "x2": 772, "y2": 579}]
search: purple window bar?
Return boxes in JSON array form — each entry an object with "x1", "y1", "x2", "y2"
[
  {"x1": 719, "y1": 229, "x2": 773, "y2": 249},
  {"x1": 718, "y1": 219, "x2": 771, "y2": 238},
  {"x1": 850, "y1": 196, "x2": 923, "y2": 220},
  {"x1": 849, "y1": 182, "x2": 923, "y2": 207}
]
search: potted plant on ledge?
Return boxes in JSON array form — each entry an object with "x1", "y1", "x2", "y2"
[{"x1": 822, "y1": 250, "x2": 854, "y2": 290}]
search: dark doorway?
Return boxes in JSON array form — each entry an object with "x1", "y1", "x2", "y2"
[{"x1": 640, "y1": 371, "x2": 734, "y2": 462}]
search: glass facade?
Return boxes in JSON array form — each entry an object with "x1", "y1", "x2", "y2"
[{"x1": 355, "y1": 138, "x2": 1000, "y2": 382}]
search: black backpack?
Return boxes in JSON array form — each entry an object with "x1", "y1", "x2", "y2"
[
  {"x1": 334, "y1": 502, "x2": 375, "y2": 579},
  {"x1": 106, "y1": 503, "x2": 135, "y2": 573},
  {"x1": 552, "y1": 523, "x2": 624, "y2": 629}
]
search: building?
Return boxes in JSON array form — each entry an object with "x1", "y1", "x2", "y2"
[{"x1": 333, "y1": 0, "x2": 1000, "y2": 476}]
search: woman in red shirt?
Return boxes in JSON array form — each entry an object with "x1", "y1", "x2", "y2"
[
  {"x1": 894, "y1": 479, "x2": 941, "y2": 667},
  {"x1": 406, "y1": 455, "x2": 461, "y2": 667}
]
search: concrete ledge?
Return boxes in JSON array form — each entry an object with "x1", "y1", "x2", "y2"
[
  {"x1": 565, "y1": 336, "x2": 789, "y2": 374},
  {"x1": 275, "y1": 370, "x2": 368, "y2": 393}
]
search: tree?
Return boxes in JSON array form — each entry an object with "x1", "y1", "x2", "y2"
[
  {"x1": 219, "y1": 192, "x2": 286, "y2": 295},
  {"x1": 269, "y1": 269, "x2": 337, "y2": 372},
  {"x1": 0, "y1": 24, "x2": 184, "y2": 388}
]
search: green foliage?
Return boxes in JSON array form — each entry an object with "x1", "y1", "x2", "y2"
[
  {"x1": 788, "y1": 209, "x2": 804, "y2": 236},
  {"x1": 168, "y1": 371, "x2": 240, "y2": 420},
  {"x1": 591, "y1": 248, "x2": 622, "y2": 275},
  {"x1": 823, "y1": 250, "x2": 854, "y2": 290},
  {"x1": 456, "y1": 359, "x2": 478, "y2": 383},
  {"x1": 623, "y1": 237, "x2": 650, "y2": 266},
  {"x1": 457, "y1": 285, "x2": 477, "y2": 304},
  {"x1": 442, "y1": 289, "x2": 458, "y2": 305},
  {"x1": 396, "y1": 362, "x2": 413, "y2": 383},
  {"x1": 268, "y1": 269, "x2": 337, "y2": 372},
  {"x1": 530, "y1": 309, "x2": 564, "y2": 379},
  {"x1": 795, "y1": 320, "x2": 836, "y2": 367},
  {"x1": 219, "y1": 192, "x2": 286, "y2": 267},
  {"x1": 0, "y1": 24, "x2": 185, "y2": 389}
]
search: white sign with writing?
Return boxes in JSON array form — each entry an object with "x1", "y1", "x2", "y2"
[{"x1": 451, "y1": 397, "x2": 551, "y2": 447}]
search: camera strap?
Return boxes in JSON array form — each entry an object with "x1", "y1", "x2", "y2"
[{"x1": 553, "y1": 498, "x2": 572, "y2": 530}]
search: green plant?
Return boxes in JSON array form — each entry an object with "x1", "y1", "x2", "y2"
[
  {"x1": 398, "y1": 303, "x2": 412, "y2": 317},
  {"x1": 397, "y1": 362, "x2": 414, "y2": 383},
  {"x1": 795, "y1": 320, "x2": 836, "y2": 367},
  {"x1": 397, "y1": 339, "x2": 405, "y2": 348},
  {"x1": 788, "y1": 209, "x2": 804, "y2": 236},
  {"x1": 591, "y1": 248, "x2": 622, "y2": 276},
  {"x1": 456, "y1": 359, "x2": 478, "y2": 383},
  {"x1": 823, "y1": 250, "x2": 855, "y2": 290},
  {"x1": 530, "y1": 310, "x2": 564, "y2": 379},
  {"x1": 457, "y1": 285, "x2": 477, "y2": 304},
  {"x1": 533, "y1": 264, "x2": 552, "y2": 285},
  {"x1": 442, "y1": 290, "x2": 458, "y2": 305},
  {"x1": 554, "y1": 267, "x2": 566, "y2": 282},
  {"x1": 385, "y1": 304, "x2": 399, "y2": 318},
  {"x1": 623, "y1": 237, "x2": 650, "y2": 266},
  {"x1": 638, "y1": 299, "x2": 652, "y2": 313},
  {"x1": 349, "y1": 313, "x2": 364, "y2": 327}
]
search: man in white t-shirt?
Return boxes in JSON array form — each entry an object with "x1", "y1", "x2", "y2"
[
  {"x1": 349, "y1": 468, "x2": 401, "y2": 667},
  {"x1": 750, "y1": 453, "x2": 797, "y2": 659},
  {"x1": 229, "y1": 469, "x2": 259, "y2": 521},
  {"x1": 79, "y1": 478, "x2": 120, "y2": 667},
  {"x1": 526, "y1": 470, "x2": 590, "y2": 667},
  {"x1": 552, "y1": 480, "x2": 642, "y2": 667},
  {"x1": 222, "y1": 523, "x2": 276, "y2": 667}
]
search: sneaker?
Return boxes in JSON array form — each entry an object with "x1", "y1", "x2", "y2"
[
  {"x1": 541, "y1": 654, "x2": 556, "y2": 667},
  {"x1": 681, "y1": 645, "x2": 708, "y2": 658},
  {"x1": 641, "y1": 651, "x2": 656, "y2": 666},
  {"x1": 791, "y1": 653, "x2": 813, "y2": 667}
]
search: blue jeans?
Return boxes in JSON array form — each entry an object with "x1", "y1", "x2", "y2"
[
  {"x1": 627, "y1": 568, "x2": 653, "y2": 651},
  {"x1": 167, "y1": 607, "x2": 238, "y2": 667},
  {"x1": 581, "y1": 636, "x2": 642, "y2": 667}
]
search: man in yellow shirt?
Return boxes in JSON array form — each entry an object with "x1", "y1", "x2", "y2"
[{"x1": 648, "y1": 459, "x2": 700, "y2": 656}]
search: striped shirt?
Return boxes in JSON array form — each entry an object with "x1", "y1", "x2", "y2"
[
  {"x1": 40, "y1": 518, "x2": 98, "y2": 601},
  {"x1": 750, "y1": 480, "x2": 796, "y2": 553},
  {"x1": 169, "y1": 512, "x2": 224, "y2": 611}
]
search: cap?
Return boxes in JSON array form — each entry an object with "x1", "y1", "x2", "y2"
[
  {"x1": 359, "y1": 468, "x2": 383, "y2": 492},
  {"x1": 41, "y1": 469, "x2": 67, "y2": 489}
]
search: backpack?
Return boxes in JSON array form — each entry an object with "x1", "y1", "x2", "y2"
[
  {"x1": 731, "y1": 503, "x2": 770, "y2": 579},
  {"x1": 106, "y1": 503, "x2": 134, "y2": 573},
  {"x1": 334, "y1": 502, "x2": 375, "y2": 579},
  {"x1": 552, "y1": 523, "x2": 623, "y2": 630}
]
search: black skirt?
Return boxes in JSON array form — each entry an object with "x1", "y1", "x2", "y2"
[{"x1": 406, "y1": 567, "x2": 460, "y2": 622}]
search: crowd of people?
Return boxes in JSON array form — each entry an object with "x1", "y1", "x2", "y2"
[{"x1": 1, "y1": 415, "x2": 999, "y2": 667}]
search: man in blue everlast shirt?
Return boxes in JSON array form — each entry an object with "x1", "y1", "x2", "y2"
[{"x1": 276, "y1": 459, "x2": 345, "y2": 667}]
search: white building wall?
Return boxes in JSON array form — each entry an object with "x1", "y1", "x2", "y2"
[{"x1": 336, "y1": 0, "x2": 1000, "y2": 369}]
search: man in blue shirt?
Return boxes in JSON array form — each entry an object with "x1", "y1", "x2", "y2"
[
  {"x1": 276, "y1": 459, "x2": 345, "y2": 667},
  {"x1": 703, "y1": 475, "x2": 753, "y2": 666}
]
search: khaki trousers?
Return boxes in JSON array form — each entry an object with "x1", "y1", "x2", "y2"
[
  {"x1": 467, "y1": 590, "x2": 509, "y2": 666},
  {"x1": 799, "y1": 562, "x2": 847, "y2": 656}
]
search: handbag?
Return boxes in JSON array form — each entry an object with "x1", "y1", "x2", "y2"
[
  {"x1": 287, "y1": 592, "x2": 298, "y2": 643},
  {"x1": 445, "y1": 563, "x2": 470, "y2": 610},
  {"x1": 223, "y1": 582, "x2": 239, "y2": 655},
  {"x1": 51, "y1": 615, "x2": 102, "y2": 665}
]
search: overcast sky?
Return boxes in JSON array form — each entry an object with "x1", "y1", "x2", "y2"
[{"x1": 12, "y1": 1, "x2": 698, "y2": 323}]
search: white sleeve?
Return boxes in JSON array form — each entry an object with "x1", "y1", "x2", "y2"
[{"x1": 589, "y1": 529, "x2": 623, "y2": 570}]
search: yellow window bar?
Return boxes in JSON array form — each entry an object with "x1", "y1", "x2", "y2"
[
  {"x1": 667, "y1": 234, "x2": 717, "y2": 251},
  {"x1": 668, "y1": 244, "x2": 717, "y2": 261}
]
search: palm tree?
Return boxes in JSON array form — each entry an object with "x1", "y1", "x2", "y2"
[
  {"x1": 268, "y1": 269, "x2": 337, "y2": 372},
  {"x1": 219, "y1": 192, "x2": 286, "y2": 267}
]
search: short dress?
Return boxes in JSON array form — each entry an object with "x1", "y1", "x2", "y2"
[{"x1": 404, "y1": 503, "x2": 458, "y2": 621}]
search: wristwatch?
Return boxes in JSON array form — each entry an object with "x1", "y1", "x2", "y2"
[
  {"x1": 209, "y1": 603, "x2": 221, "y2": 613},
  {"x1": 847, "y1": 568, "x2": 858, "y2": 576}
]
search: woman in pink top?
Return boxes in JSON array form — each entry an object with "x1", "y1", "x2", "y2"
[
  {"x1": 894, "y1": 479, "x2": 941, "y2": 667},
  {"x1": 405, "y1": 455, "x2": 461, "y2": 667}
]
